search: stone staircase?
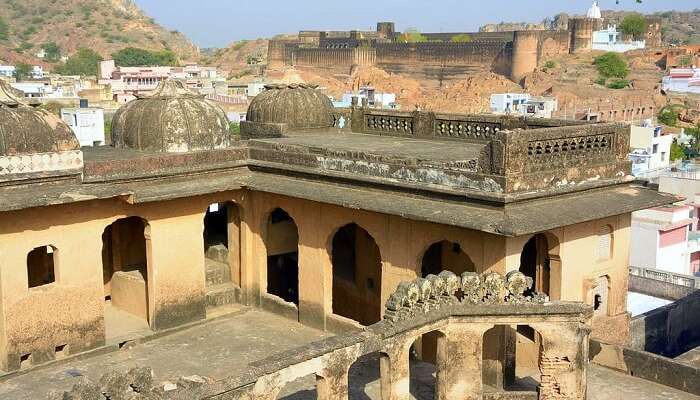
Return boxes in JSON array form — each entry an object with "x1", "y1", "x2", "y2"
[{"x1": 205, "y1": 258, "x2": 241, "y2": 312}]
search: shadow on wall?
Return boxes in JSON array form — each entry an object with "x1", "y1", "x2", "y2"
[{"x1": 629, "y1": 289, "x2": 700, "y2": 358}]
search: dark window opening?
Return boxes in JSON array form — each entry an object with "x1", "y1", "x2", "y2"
[
  {"x1": 331, "y1": 223, "x2": 382, "y2": 326},
  {"x1": 594, "y1": 294, "x2": 602, "y2": 311},
  {"x1": 266, "y1": 208, "x2": 299, "y2": 305},
  {"x1": 27, "y1": 245, "x2": 56, "y2": 288}
]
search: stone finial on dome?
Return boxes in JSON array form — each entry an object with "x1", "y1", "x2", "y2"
[{"x1": 111, "y1": 79, "x2": 231, "y2": 153}]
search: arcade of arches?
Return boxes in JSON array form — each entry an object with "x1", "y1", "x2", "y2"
[{"x1": 0, "y1": 189, "x2": 631, "y2": 371}]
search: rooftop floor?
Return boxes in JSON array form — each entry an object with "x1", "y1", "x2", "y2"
[
  {"x1": 0, "y1": 307, "x2": 696, "y2": 400},
  {"x1": 256, "y1": 132, "x2": 485, "y2": 162}
]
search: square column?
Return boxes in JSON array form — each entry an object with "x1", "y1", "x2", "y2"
[
  {"x1": 438, "y1": 324, "x2": 492, "y2": 400},
  {"x1": 380, "y1": 339, "x2": 412, "y2": 400}
]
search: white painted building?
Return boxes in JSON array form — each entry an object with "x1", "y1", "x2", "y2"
[
  {"x1": 490, "y1": 93, "x2": 530, "y2": 114},
  {"x1": 628, "y1": 125, "x2": 675, "y2": 176},
  {"x1": 490, "y1": 93, "x2": 557, "y2": 118},
  {"x1": 11, "y1": 82, "x2": 53, "y2": 98},
  {"x1": 592, "y1": 25, "x2": 646, "y2": 53},
  {"x1": 0, "y1": 66, "x2": 15, "y2": 78},
  {"x1": 247, "y1": 82, "x2": 266, "y2": 97},
  {"x1": 587, "y1": 1, "x2": 602, "y2": 19},
  {"x1": 60, "y1": 107, "x2": 106, "y2": 147},
  {"x1": 631, "y1": 206, "x2": 698, "y2": 276},
  {"x1": 336, "y1": 86, "x2": 397, "y2": 109},
  {"x1": 519, "y1": 96, "x2": 558, "y2": 119},
  {"x1": 662, "y1": 67, "x2": 700, "y2": 95}
]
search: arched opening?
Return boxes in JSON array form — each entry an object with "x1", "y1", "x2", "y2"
[
  {"x1": 419, "y1": 240, "x2": 475, "y2": 363},
  {"x1": 102, "y1": 217, "x2": 151, "y2": 336},
  {"x1": 331, "y1": 223, "x2": 382, "y2": 326},
  {"x1": 27, "y1": 245, "x2": 57, "y2": 288},
  {"x1": 347, "y1": 353, "x2": 382, "y2": 399},
  {"x1": 203, "y1": 201, "x2": 242, "y2": 311},
  {"x1": 518, "y1": 235, "x2": 554, "y2": 371},
  {"x1": 519, "y1": 234, "x2": 550, "y2": 297},
  {"x1": 410, "y1": 331, "x2": 445, "y2": 399},
  {"x1": 421, "y1": 240, "x2": 475, "y2": 277},
  {"x1": 266, "y1": 208, "x2": 299, "y2": 305},
  {"x1": 483, "y1": 325, "x2": 541, "y2": 394},
  {"x1": 592, "y1": 275, "x2": 610, "y2": 317}
]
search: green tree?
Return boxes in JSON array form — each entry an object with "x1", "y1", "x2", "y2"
[
  {"x1": 657, "y1": 106, "x2": 679, "y2": 127},
  {"x1": 398, "y1": 28, "x2": 427, "y2": 43},
  {"x1": 55, "y1": 48, "x2": 104, "y2": 76},
  {"x1": 0, "y1": 17, "x2": 8, "y2": 41},
  {"x1": 229, "y1": 122, "x2": 240, "y2": 135},
  {"x1": 593, "y1": 52, "x2": 630, "y2": 79},
  {"x1": 13, "y1": 63, "x2": 32, "y2": 81},
  {"x1": 450, "y1": 34, "x2": 472, "y2": 43},
  {"x1": 112, "y1": 47, "x2": 177, "y2": 67},
  {"x1": 670, "y1": 140, "x2": 686, "y2": 161},
  {"x1": 619, "y1": 13, "x2": 647, "y2": 40},
  {"x1": 41, "y1": 42, "x2": 61, "y2": 62}
]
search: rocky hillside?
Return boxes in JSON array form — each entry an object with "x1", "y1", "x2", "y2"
[
  {"x1": 0, "y1": 0, "x2": 199, "y2": 66},
  {"x1": 201, "y1": 39, "x2": 269, "y2": 79},
  {"x1": 202, "y1": 35, "x2": 296, "y2": 78},
  {"x1": 602, "y1": 10, "x2": 700, "y2": 45},
  {"x1": 480, "y1": 9, "x2": 700, "y2": 45}
]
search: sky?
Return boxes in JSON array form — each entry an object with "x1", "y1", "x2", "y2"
[{"x1": 134, "y1": 0, "x2": 700, "y2": 48}]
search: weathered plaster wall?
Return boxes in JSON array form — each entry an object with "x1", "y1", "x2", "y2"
[
  {"x1": 0, "y1": 187, "x2": 633, "y2": 370},
  {"x1": 0, "y1": 192, "x2": 239, "y2": 371},
  {"x1": 504, "y1": 213, "x2": 631, "y2": 344}
]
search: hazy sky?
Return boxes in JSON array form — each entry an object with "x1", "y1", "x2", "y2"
[{"x1": 134, "y1": 0, "x2": 699, "y2": 48}]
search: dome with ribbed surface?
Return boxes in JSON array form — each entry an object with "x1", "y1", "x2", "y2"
[
  {"x1": 111, "y1": 79, "x2": 231, "y2": 153},
  {"x1": 0, "y1": 80, "x2": 79, "y2": 156},
  {"x1": 247, "y1": 84, "x2": 334, "y2": 130}
]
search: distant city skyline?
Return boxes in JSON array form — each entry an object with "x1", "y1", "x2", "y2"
[{"x1": 134, "y1": 0, "x2": 699, "y2": 48}]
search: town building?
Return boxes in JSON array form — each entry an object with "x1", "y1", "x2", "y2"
[
  {"x1": 592, "y1": 25, "x2": 646, "y2": 53},
  {"x1": 490, "y1": 93, "x2": 558, "y2": 118},
  {"x1": 490, "y1": 93, "x2": 530, "y2": 114},
  {"x1": 0, "y1": 77, "x2": 680, "y2": 400},
  {"x1": 98, "y1": 60, "x2": 223, "y2": 103},
  {"x1": 0, "y1": 66, "x2": 15, "y2": 79},
  {"x1": 662, "y1": 67, "x2": 700, "y2": 95},
  {"x1": 631, "y1": 206, "x2": 699, "y2": 276},
  {"x1": 628, "y1": 124, "x2": 674, "y2": 177},
  {"x1": 337, "y1": 86, "x2": 397, "y2": 109},
  {"x1": 60, "y1": 105, "x2": 106, "y2": 147}
]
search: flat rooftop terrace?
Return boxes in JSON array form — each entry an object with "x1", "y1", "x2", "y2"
[
  {"x1": 0, "y1": 308, "x2": 696, "y2": 400},
  {"x1": 255, "y1": 132, "x2": 486, "y2": 163}
]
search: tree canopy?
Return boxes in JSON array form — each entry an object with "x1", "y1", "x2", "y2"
[
  {"x1": 593, "y1": 52, "x2": 630, "y2": 79},
  {"x1": 397, "y1": 28, "x2": 427, "y2": 43},
  {"x1": 13, "y1": 63, "x2": 32, "y2": 81},
  {"x1": 450, "y1": 34, "x2": 472, "y2": 43},
  {"x1": 619, "y1": 13, "x2": 647, "y2": 40},
  {"x1": 55, "y1": 48, "x2": 104, "y2": 76},
  {"x1": 41, "y1": 42, "x2": 62, "y2": 63},
  {"x1": 112, "y1": 47, "x2": 177, "y2": 67},
  {"x1": 0, "y1": 17, "x2": 8, "y2": 41}
]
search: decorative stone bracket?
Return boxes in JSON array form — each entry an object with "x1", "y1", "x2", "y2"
[{"x1": 384, "y1": 271, "x2": 549, "y2": 323}]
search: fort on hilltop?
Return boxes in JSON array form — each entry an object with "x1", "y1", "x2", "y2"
[{"x1": 268, "y1": 14, "x2": 662, "y2": 85}]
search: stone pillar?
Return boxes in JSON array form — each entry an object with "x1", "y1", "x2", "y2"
[
  {"x1": 533, "y1": 323, "x2": 590, "y2": 400},
  {"x1": 380, "y1": 341, "x2": 411, "y2": 400},
  {"x1": 297, "y1": 203, "x2": 331, "y2": 330},
  {"x1": 482, "y1": 325, "x2": 516, "y2": 390},
  {"x1": 316, "y1": 367, "x2": 350, "y2": 400},
  {"x1": 438, "y1": 324, "x2": 491, "y2": 400}
]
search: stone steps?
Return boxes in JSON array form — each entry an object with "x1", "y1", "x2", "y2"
[{"x1": 206, "y1": 282, "x2": 241, "y2": 308}]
